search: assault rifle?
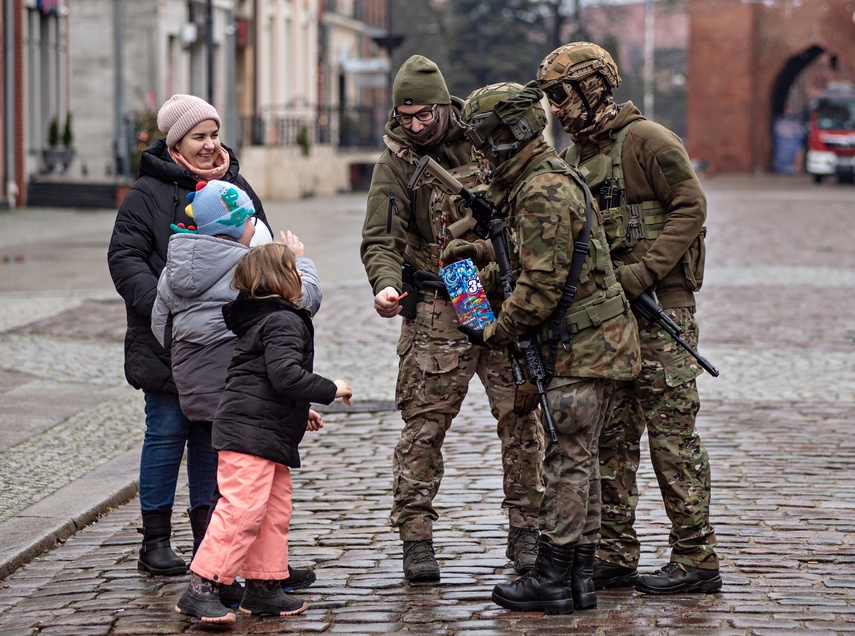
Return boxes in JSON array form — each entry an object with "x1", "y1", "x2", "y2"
[
  {"x1": 632, "y1": 290, "x2": 720, "y2": 377},
  {"x1": 408, "y1": 155, "x2": 558, "y2": 443}
]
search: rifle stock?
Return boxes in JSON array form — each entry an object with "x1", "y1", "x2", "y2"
[
  {"x1": 409, "y1": 155, "x2": 559, "y2": 443},
  {"x1": 632, "y1": 291, "x2": 720, "y2": 377}
]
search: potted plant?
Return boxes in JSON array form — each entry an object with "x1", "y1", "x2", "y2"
[
  {"x1": 41, "y1": 117, "x2": 63, "y2": 174},
  {"x1": 60, "y1": 113, "x2": 76, "y2": 173}
]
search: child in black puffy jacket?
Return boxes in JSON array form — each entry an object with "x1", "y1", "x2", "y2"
[{"x1": 176, "y1": 242, "x2": 352, "y2": 625}]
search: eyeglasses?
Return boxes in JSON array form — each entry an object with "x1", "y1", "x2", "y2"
[
  {"x1": 543, "y1": 82, "x2": 571, "y2": 107},
  {"x1": 393, "y1": 105, "x2": 437, "y2": 127}
]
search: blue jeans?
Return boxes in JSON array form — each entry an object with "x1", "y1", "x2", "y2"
[{"x1": 139, "y1": 392, "x2": 217, "y2": 514}]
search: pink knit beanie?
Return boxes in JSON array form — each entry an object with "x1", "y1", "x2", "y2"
[{"x1": 157, "y1": 94, "x2": 221, "y2": 147}]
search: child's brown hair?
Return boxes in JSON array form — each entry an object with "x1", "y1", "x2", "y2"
[{"x1": 232, "y1": 243, "x2": 302, "y2": 304}]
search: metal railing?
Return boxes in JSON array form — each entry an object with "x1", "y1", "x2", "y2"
[{"x1": 240, "y1": 105, "x2": 386, "y2": 150}]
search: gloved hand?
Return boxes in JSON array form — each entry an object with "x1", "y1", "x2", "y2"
[
  {"x1": 614, "y1": 263, "x2": 647, "y2": 301},
  {"x1": 443, "y1": 239, "x2": 495, "y2": 267},
  {"x1": 413, "y1": 270, "x2": 445, "y2": 292},
  {"x1": 458, "y1": 325, "x2": 486, "y2": 347}
]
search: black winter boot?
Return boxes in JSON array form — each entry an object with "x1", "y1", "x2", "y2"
[
  {"x1": 240, "y1": 579, "x2": 308, "y2": 616},
  {"x1": 175, "y1": 572, "x2": 235, "y2": 624},
  {"x1": 571, "y1": 544, "x2": 597, "y2": 610},
  {"x1": 138, "y1": 509, "x2": 187, "y2": 576},
  {"x1": 188, "y1": 506, "x2": 211, "y2": 557},
  {"x1": 281, "y1": 565, "x2": 317, "y2": 592},
  {"x1": 492, "y1": 537, "x2": 575, "y2": 615}
]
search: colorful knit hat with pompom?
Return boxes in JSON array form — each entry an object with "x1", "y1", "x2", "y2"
[{"x1": 170, "y1": 180, "x2": 254, "y2": 239}]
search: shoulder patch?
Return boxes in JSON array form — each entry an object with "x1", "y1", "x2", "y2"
[{"x1": 656, "y1": 147, "x2": 694, "y2": 185}]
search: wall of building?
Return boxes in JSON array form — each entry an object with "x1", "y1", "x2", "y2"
[{"x1": 239, "y1": 145, "x2": 380, "y2": 200}]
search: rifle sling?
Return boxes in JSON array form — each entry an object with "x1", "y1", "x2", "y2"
[{"x1": 544, "y1": 169, "x2": 593, "y2": 380}]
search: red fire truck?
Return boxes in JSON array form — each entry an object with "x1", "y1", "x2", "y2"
[{"x1": 805, "y1": 81, "x2": 855, "y2": 184}]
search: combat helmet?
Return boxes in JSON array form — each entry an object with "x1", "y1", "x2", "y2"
[
  {"x1": 461, "y1": 81, "x2": 547, "y2": 157},
  {"x1": 536, "y1": 42, "x2": 621, "y2": 123}
]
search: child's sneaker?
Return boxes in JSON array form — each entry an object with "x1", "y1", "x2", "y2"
[
  {"x1": 240, "y1": 578, "x2": 308, "y2": 616},
  {"x1": 175, "y1": 573, "x2": 236, "y2": 624}
]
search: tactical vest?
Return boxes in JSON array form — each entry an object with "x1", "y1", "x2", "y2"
[
  {"x1": 506, "y1": 156, "x2": 629, "y2": 352},
  {"x1": 569, "y1": 123, "x2": 706, "y2": 292},
  {"x1": 384, "y1": 137, "x2": 488, "y2": 273},
  {"x1": 574, "y1": 122, "x2": 668, "y2": 253}
]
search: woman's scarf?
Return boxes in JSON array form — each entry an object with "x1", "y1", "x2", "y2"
[{"x1": 168, "y1": 145, "x2": 230, "y2": 182}]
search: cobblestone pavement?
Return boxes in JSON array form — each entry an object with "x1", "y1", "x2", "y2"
[{"x1": 0, "y1": 174, "x2": 854, "y2": 634}]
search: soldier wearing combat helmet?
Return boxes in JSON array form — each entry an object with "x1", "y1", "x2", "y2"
[
  {"x1": 360, "y1": 57, "x2": 545, "y2": 584},
  {"x1": 452, "y1": 81, "x2": 640, "y2": 615},
  {"x1": 537, "y1": 42, "x2": 721, "y2": 595}
]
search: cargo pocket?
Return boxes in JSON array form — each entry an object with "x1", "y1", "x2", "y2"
[
  {"x1": 663, "y1": 353, "x2": 702, "y2": 388},
  {"x1": 682, "y1": 227, "x2": 706, "y2": 292},
  {"x1": 416, "y1": 349, "x2": 460, "y2": 405}
]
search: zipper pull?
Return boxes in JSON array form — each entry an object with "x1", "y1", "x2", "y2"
[{"x1": 386, "y1": 191, "x2": 399, "y2": 235}]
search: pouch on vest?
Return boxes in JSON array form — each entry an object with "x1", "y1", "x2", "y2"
[
  {"x1": 682, "y1": 226, "x2": 706, "y2": 291},
  {"x1": 601, "y1": 205, "x2": 630, "y2": 252}
]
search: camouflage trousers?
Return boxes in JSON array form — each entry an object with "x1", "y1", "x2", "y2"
[
  {"x1": 598, "y1": 307, "x2": 719, "y2": 570},
  {"x1": 539, "y1": 377, "x2": 615, "y2": 548},
  {"x1": 392, "y1": 297, "x2": 544, "y2": 541}
]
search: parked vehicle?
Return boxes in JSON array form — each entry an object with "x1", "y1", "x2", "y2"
[{"x1": 805, "y1": 81, "x2": 855, "y2": 184}]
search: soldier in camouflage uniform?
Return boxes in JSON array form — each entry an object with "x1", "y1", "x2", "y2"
[
  {"x1": 360, "y1": 56, "x2": 545, "y2": 583},
  {"x1": 453, "y1": 81, "x2": 640, "y2": 615},
  {"x1": 537, "y1": 42, "x2": 721, "y2": 595}
]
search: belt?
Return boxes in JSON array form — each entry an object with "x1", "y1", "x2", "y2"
[
  {"x1": 417, "y1": 288, "x2": 449, "y2": 301},
  {"x1": 544, "y1": 294, "x2": 629, "y2": 341}
]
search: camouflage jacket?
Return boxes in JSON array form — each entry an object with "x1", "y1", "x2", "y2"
[
  {"x1": 483, "y1": 139, "x2": 640, "y2": 380},
  {"x1": 360, "y1": 98, "x2": 474, "y2": 295},
  {"x1": 563, "y1": 101, "x2": 706, "y2": 309}
]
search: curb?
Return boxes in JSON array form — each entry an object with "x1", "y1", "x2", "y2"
[{"x1": 0, "y1": 443, "x2": 141, "y2": 581}]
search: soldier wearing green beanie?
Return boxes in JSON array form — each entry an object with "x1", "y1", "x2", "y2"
[
  {"x1": 392, "y1": 55, "x2": 451, "y2": 107},
  {"x1": 361, "y1": 56, "x2": 545, "y2": 584}
]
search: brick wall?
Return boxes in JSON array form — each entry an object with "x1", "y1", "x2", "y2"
[{"x1": 687, "y1": 0, "x2": 855, "y2": 173}]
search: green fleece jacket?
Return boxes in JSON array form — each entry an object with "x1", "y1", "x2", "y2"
[
  {"x1": 360, "y1": 98, "x2": 473, "y2": 295},
  {"x1": 562, "y1": 101, "x2": 706, "y2": 309}
]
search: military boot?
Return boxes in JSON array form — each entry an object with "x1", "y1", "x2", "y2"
[
  {"x1": 571, "y1": 544, "x2": 597, "y2": 610},
  {"x1": 402, "y1": 539, "x2": 440, "y2": 582},
  {"x1": 137, "y1": 509, "x2": 187, "y2": 576},
  {"x1": 593, "y1": 555, "x2": 638, "y2": 589},
  {"x1": 491, "y1": 537, "x2": 575, "y2": 615},
  {"x1": 506, "y1": 526, "x2": 539, "y2": 573},
  {"x1": 635, "y1": 562, "x2": 722, "y2": 595}
]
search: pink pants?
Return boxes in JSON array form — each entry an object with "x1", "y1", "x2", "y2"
[{"x1": 190, "y1": 450, "x2": 292, "y2": 584}]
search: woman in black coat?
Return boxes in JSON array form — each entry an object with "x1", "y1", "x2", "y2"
[{"x1": 107, "y1": 94, "x2": 268, "y2": 578}]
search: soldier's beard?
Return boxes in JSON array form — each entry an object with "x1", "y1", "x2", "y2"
[{"x1": 404, "y1": 104, "x2": 452, "y2": 147}]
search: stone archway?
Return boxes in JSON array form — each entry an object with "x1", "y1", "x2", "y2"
[{"x1": 770, "y1": 46, "x2": 824, "y2": 118}]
